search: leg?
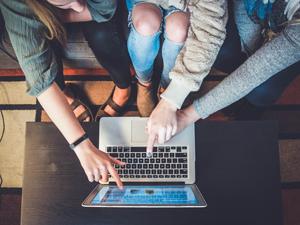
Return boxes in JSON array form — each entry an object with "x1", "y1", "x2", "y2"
[
  {"x1": 51, "y1": 42, "x2": 92, "y2": 121},
  {"x1": 127, "y1": 2, "x2": 162, "y2": 84},
  {"x1": 213, "y1": 0, "x2": 245, "y2": 74},
  {"x1": 82, "y1": 5, "x2": 132, "y2": 116},
  {"x1": 160, "y1": 11, "x2": 189, "y2": 90},
  {"x1": 246, "y1": 61, "x2": 300, "y2": 106}
]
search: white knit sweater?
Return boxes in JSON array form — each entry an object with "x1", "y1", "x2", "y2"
[{"x1": 145, "y1": 0, "x2": 228, "y2": 108}]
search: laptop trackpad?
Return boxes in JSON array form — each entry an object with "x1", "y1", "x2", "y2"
[{"x1": 131, "y1": 119, "x2": 148, "y2": 144}]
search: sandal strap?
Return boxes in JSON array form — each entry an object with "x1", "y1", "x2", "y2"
[
  {"x1": 70, "y1": 99, "x2": 81, "y2": 111},
  {"x1": 106, "y1": 96, "x2": 124, "y2": 115},
  {"x1": 95, "y1": 109, "x2": 111, "y2": 121},
  {"x1": 77, "y1": 110, "x2": 91, "y2": 122}
]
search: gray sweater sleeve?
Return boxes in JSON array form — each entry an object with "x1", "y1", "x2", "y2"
[{"x1": 193, "y1": 23, "x2": 300, "y2": 119}]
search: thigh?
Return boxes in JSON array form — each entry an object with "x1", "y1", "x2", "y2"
[
  {"x1": 213, "y1": 0, "x2": 245, "y2": 73},
  {"x1": 246, "y1": 61, "x2": 300, "y2": 106}
]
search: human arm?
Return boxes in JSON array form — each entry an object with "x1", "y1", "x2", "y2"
[
  {"x1": 193, "y1": 22, "x2": 300, "y2": 120},
  {"x1": 147, "y1": 0, "x2": 228, "y2": 153},
  {"x1": 0, "y1": 0, "x2": 123, "y2": 187}
]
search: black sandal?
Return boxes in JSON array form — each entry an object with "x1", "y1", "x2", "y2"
[
  {"x1": 95, "y1": 86, "x2": 128, "y2": 121},
  {"x1": 64, "y1": 83, "x2": 94, "y2": 122}
]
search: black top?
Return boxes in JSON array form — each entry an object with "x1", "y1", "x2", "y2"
[{"x1": 22, "y1": 121, "x2": 282, "y2": 225}]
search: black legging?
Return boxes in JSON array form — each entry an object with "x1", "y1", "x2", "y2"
[{"x1": 54, "y1": 3, "x2": 132, "y2": 90}]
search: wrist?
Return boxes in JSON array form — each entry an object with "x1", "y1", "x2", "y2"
[
  {"x1": 184, "y1": 104, "x2": 200, "y2": 123},
  {"x1": 161, "y1": 98, "x2": 177, "y2": 111},
  {"x1": 73, "y1": 138, "x2": 93, "y2": 155}
]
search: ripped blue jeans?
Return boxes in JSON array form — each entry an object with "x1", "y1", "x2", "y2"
[{"x1": 126, "y1": 0, "x2": 185, "y2": 88}]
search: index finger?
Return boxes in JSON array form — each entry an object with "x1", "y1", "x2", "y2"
[
  {"x1": 107, "y1": 164, "x2": 123, "y2": 189},
  {"x1": 146, "y1": 133, "x2": 156, "y2": 156}
]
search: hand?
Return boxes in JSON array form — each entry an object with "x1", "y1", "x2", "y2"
[
  {"x1": 73, "y1": 139, "x2": 125, "y2": 189},
  {"x1": 146, "y1": 99, "x2": 178, "y2": 154},
  {"x1": 175, "y1": 104, "x2": 201, "y2": 136}
]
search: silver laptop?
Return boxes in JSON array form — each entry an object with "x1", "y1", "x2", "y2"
[{"x1": 82, "y1": 117, "x2": 207, "y2": 208}]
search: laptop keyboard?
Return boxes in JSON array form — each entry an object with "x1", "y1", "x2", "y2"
[{"x1": 107, "y1": 146, "x2": 189, "y2": 180}]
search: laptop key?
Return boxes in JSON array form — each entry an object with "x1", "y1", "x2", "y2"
[
  {"x1": 126, "y1": 164, "x2": 131, "y2": 169},
  {"x1": 130, "y1": 153, "x2": 135, "y2": 158},
  {"x1": 132, "y1": 164, "x2": 137, "y2": 169},
  {"x1": 133, "y1": 159, "x2": 138, "y2": 163},
  {"x1": 183, "y1": 164, "x2": 188, "y2": 168},
  {"x1": 107, "y1": 147, "x2": 112, "y2": 152},
  {"x1": 176, "y1": 153, "x2": 187, "y2": 157},
  {"x1": 124, "y1": 147, "x2": 130, "y2": 152},
  {"x1": 149, "y1": 164, "x2": 153, "y2": 169},
  {"x1": 141, "y1": 175, "x2": 146, "y2": 178},
  {"x1": 180, "y1": 169, "x2": 188, "y2": 174},
  {"x1": 139, "y1": 159, "x2": 143, "y2": 163},
  {"x1": 129, "y1": 170, "x2": 133, "y2": 174},
  {"x1": 183, "y1": 175, "x2": 188, "y2": 178},
  {"x1": 130, "y1": 175, "x2": 134, "y2": 178},
  {"x1": 128, "y1": 159, "x2": 132, "y2": 164},
  {"x1": 110, "y1": 153, "x2": 118, "y2": 158},
  {"x1": 150, "y1": 159, "x2": 155, "y2": 163},
  {"x1": 171, "y1": 164, "x2": 176, "y2": 169},
  {"x1": 113, "y1": 147, "x2": 117, "y2": 152},
  {"x1": 163, "y1": 169, "x2": 168, "y2": 174},
  {"x1": 162, "y1": 159, "x2": 166, "y2": 163},
  {"x1": 142, "y1": 153, "x2": 147, "y2": 158},
  {"x1": 147, "y1": 175, "x2": 152, "y2": 178},
  {"x1": 159, "y1": 175, "x2": 164, "y2": 178},
  {"x1": 153, "y1": 175, "x2": 158, "y2": 178},
  {"x1": 154, "y1": 164, "x2": 159, "y2": 169},
  {"x1": 178, "y1": 158, "x2": 187, "y2": 163},
  {"x1": 146, "y1": 170, "x2": 151, "y2": 174},
  {"x1": 138, "y1": 164, "x2": 142, "y2": 169},
  {"x1": 143, "y1": 164, "x2": 148, "y2": 169}
]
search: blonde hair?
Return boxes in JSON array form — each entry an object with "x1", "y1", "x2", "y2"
[{"x1": 25, "y1": 0, "x2": 66, "y2": 44}]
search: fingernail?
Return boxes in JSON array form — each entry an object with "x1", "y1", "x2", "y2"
[{"x1": 147, "y1": 152, "x2": 152, "y2": 158}]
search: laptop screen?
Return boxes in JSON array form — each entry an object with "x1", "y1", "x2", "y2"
[{"x1": 91, "y1": 185, "x2": 200, "y2": 205}]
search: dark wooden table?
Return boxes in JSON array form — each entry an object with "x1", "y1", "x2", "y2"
[{"x1": 21, "y1": 121, "x2": 283, "y2": 225}]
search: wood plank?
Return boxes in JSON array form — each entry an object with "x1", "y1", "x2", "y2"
[
  {"x1": 276, "y1": 76, "x2": 300, "y2": 105},
  {"x1": 279, "y1": 140, "x2": 300, "y2": 183},
  {"x1": 282, "y1": 189, "x2": 300, "y2": 225}
]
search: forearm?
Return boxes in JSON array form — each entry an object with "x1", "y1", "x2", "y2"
[
  {"x1": 194, "y1": 24, "x2": 300, "y2": 119},
  {"x1": 162, "y1": 0, "x2": 228, "y2": 109},
  {"x1": 37, "y1": 82, "x2": 85, "y2": 144}
]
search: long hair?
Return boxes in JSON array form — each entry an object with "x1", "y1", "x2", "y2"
[{"x1": 25, "y1": 0, "x2": 66, "y2": 45}]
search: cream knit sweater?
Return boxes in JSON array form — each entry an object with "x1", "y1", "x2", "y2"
[{"x1": 146, "y1": 0, "x2": 228, "y2": 108}]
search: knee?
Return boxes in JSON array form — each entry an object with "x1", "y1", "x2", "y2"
[
  {"x1": 132, "y1": 3, "x2": 162, "y2": 36},
  {"x1": 165, "y1": 12, "x2": 189, "y2": 43}
]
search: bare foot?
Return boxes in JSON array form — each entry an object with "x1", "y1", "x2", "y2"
[
  {"x1": 65, "y1": 95, "x2": 91, "y2": 122},
  {"x1": 104, "y1": 86, "x2": 131, "y2": 116}
]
